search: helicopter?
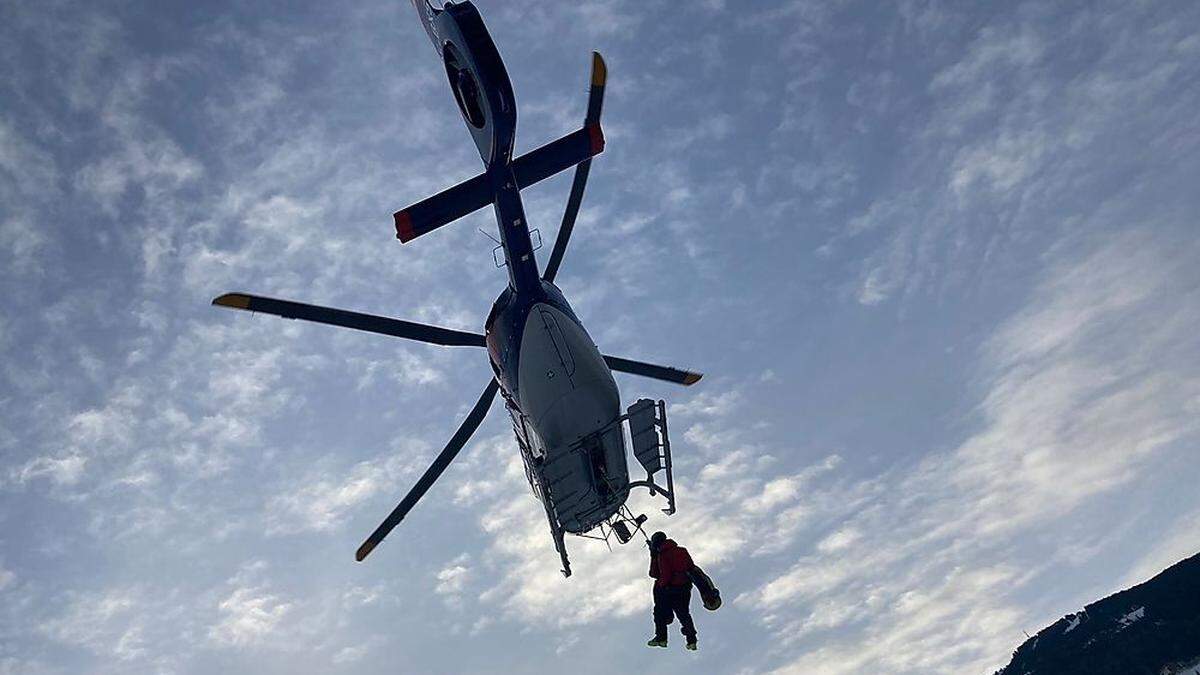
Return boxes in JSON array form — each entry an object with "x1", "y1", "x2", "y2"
[{"x1": 212, "y1": 0, "x2": 700, "y2": 577}]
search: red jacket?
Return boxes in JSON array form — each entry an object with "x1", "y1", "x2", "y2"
[{"x1": 649, "y1": 539, "x2": 694, "y2": 588}]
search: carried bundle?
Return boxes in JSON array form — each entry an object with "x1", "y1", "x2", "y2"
[{"x1": 688, "y1": 565, "x2": 721, "y2": 611}]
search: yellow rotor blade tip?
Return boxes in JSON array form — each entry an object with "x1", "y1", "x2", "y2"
[
  {"x1": 213, "y1": 293, "x2": 251, "y2": 309},
  {"x1": 356, "y1": 539, "x2": 377, "y2": 562},
  {"x1": 591, "y1": 52, "x2": 607, "y2": 86}
]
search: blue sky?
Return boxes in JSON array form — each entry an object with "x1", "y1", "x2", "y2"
[{"x1": 2, "y1": 0, "x2": 1199, "y2": 673}]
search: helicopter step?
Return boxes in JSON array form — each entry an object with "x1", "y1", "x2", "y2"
[{"x1": 625, "y1": 398, "x2": 676, "y2": 515}]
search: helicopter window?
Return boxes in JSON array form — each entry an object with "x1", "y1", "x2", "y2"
[{"x1": 582, "y1": 437, "x2": 611, "y2": 499}]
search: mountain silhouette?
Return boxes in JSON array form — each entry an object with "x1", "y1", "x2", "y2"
[{"x1": 996, "y1": 551, "x2": 1200, "y2": 675}]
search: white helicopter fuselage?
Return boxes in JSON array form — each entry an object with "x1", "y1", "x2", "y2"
[{"x1": 486, "y1": 283, "x2": 630, "y2": 533}]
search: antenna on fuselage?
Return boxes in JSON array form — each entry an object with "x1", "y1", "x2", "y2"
[{"x1": 477, "y1": 227, "x2": 501, "y2": 245}]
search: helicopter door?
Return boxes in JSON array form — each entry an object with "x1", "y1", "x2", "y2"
[
  {"x1": 537, "y1": 308, "x2": 576, "y2": 380},
  {"x1": 507, "y1": 400, "x2": 546, "y2": 461}
]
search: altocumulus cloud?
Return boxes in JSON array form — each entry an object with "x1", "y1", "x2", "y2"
[{"x1": 1, "y1": 0, "x2": 1199, "y2": 674}]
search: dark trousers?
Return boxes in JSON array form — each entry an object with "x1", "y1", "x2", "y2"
[{"x1": 653, "y1": 585, "x2": 697, "y2": 641}]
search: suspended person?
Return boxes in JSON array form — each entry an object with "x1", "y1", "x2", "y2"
[{"x1": 646, "y1": 531, "x2": 698, "y2": 650}]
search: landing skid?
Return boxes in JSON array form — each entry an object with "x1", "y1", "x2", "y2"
[{"x1": 532, "y1": 454, "x2": 574, "y2": 578}]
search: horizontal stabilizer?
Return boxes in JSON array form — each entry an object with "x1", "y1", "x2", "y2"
[
  {"x1": 394, "y1": 123, "x2": 604, "y2": 243},
  {"x1": 511, "y1": 123, "x2": 604, "y2": 193},
  {"x1": 394, "y1": 173, "x2": 492, "y2": 243},
  {"x1": 603, "y1": 355, "x2": 703, "y2": 386}
]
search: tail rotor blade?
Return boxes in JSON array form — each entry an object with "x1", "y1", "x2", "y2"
[
  {"x1": 356, "y1": 378, "x2": 499, "y2": 562},
  {"x1": 543, "y1": 52, "x2": 606, "y2": 283}
]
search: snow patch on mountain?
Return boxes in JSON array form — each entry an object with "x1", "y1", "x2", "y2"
[
  {"x1": 1063, "y1": 614, "x2": 1082, "y2": 634},
  {"x1": 1118, "y1": 606, "x2": 1144, "y2": 627}
]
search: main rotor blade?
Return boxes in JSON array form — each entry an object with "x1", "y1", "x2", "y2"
[
  {"x1": 543, "y1": 52, "x2": 606, "y2": 283},
  {"x1": 212, "y1": 293, "x2": 486, "y2": 347},
  {"x1": 356, "y1": 378, "x2": 499, "y2": 562},
  {"x1": 603, "y1": 354, "x2": 703, "y2": 386}
]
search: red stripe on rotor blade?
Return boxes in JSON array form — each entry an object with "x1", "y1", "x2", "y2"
[
  {"x1": 587, "y1": 123, "x2": 605, "y2": 155},
  {"x1": 394, "y1": 211, "x2": 415, "y2": 242}
]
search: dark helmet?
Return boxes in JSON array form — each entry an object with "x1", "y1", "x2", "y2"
[{"x1": 649, "y1": 531, "x2": 667, "y2": 552}]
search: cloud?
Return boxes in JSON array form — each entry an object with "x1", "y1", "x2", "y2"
[
  {"x1": 857, "y1": 263, "x2": 897, "y2": 306},
  {"x1": 833, "y1": 4, "x2": 1196, "y2": 310},
  {"x1": 949, "y1": 129, "x2": 1047, "y2": 196},
  {"x1": 0, "y1": 218, "x2": 49, "y2": 277},
  {"x1": 205, "y1": 560, "x2": 302, "y2": 650},
  {"x1": 332, "y1": 642, "x2": 372, "y2": 665},
  {"x1": 434, "y1": 554, "x2": 473, "y2": 609},
  {"x1": 2, "y1": 1, "x2": 1198, "y2": 673},
  {"x1": 498, "y1": 1, "x2": 639, "y2": 42},
  {"x1": 1120, "y1": 507, "x2": 1200, "y2": 589},
  {"x1": 12, "y1": 455, "x2": 87, "y2": 486},
  {"x1": 37, "y1": 588, "x2": 147, "y2": 661},
  {"x1": 209, "y1": 586, "x2": 294, "y2": 647},
  {"x1": 265, "y1": 448, "x2": 428, "y2": 535},
  {"x1": 930, "y1": 24, "x2": 1044, "y2": 90},
  {"x1": 75, "y1": 134, "x2": 202, "y2": 214},
  {"x1": 0, "y1": 116, "x2": 60, "y2": 202},
  {"x1": 815, "y1": 527, "x2": 860, "y2": 554},
  {"x1": 741, "y1": 229, "x2": 1200, "y2": 673}
]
